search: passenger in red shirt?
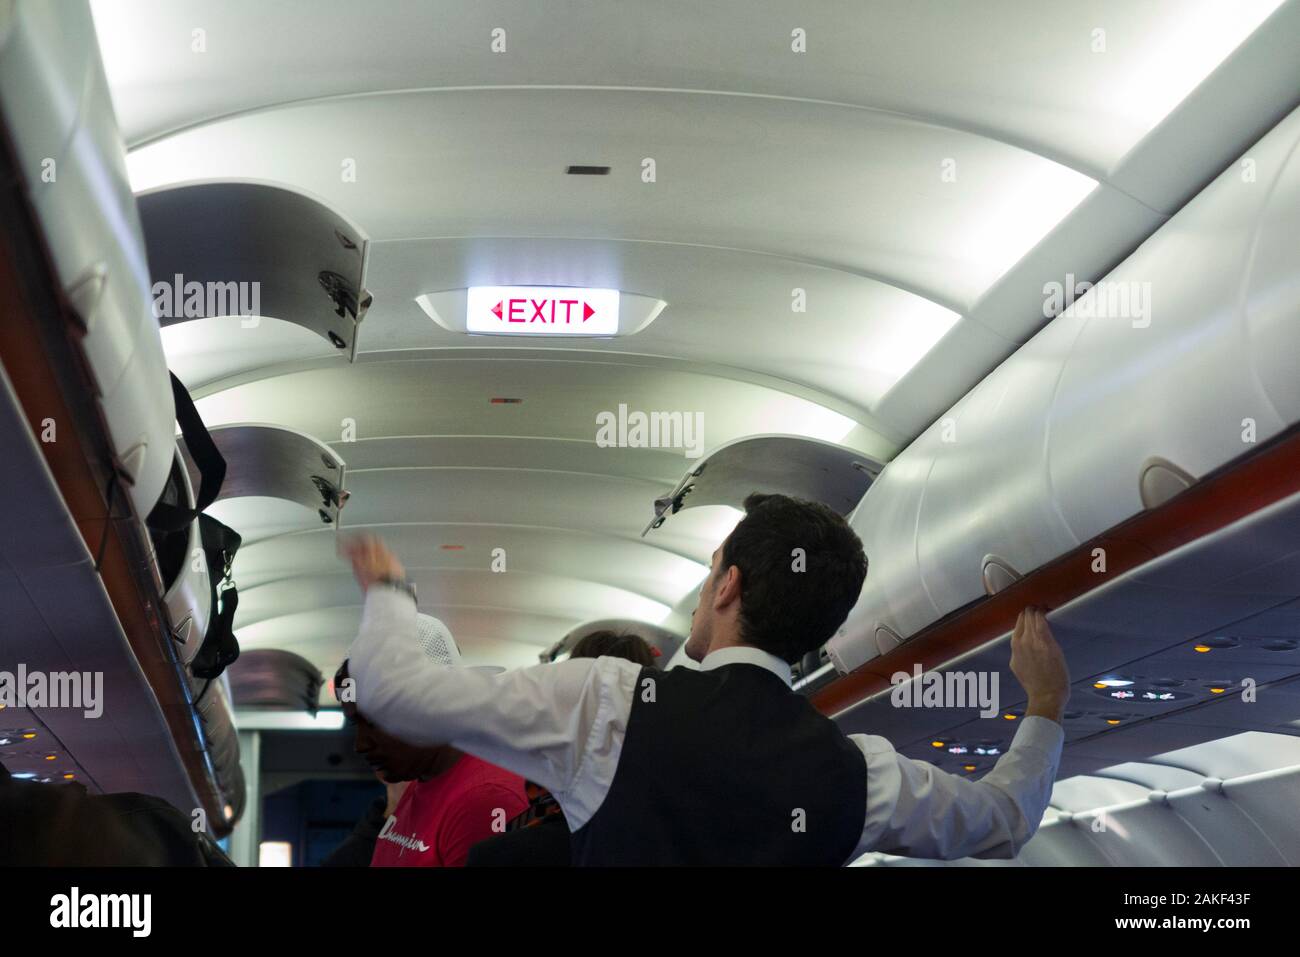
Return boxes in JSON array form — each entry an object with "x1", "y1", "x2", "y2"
[{"x1": 332, "y1": 611, "x2": 528, "y2": 867}]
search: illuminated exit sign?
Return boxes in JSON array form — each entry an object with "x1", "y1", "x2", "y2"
[{"x1": 466, "y1": 286, "x2": 620, "y2": 336}]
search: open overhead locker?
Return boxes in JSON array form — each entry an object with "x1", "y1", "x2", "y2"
[
  {"x1": 642, "y1": 434, "x2": 879, "y2": 536},
  {"x1": 138, "y1": 181, "x2": 372, "y2": 358}
]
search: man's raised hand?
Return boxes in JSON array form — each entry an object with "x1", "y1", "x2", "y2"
[
  {"x1": 1009, "y1": 606, "x2": 1071, "y2": 724},
  {"x1": 339, "y1": 534, "x2": 405, "y2": 592}
]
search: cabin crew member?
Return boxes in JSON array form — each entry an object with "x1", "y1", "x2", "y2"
[
  {"x1": 465, "y1": 630, "x2": 658, "y2": 866},
  {"x1": 334, "y1": 614, "x2": 529, "y2": 867},
  {"x1": 341, "y1": 493, "x2": 1070, "y2": 866}
]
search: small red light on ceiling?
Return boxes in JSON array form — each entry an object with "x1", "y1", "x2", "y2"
[
  {"x1": 490, "y1": 397, "x2": 523, "y2": 404},
  {"x1": 441, "y1": 544, "x2": 465, "y2": 550}
]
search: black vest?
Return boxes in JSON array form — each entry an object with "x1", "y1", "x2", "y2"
[{"x1": 570, "y1": 663, "x2": 867, "y2": 866}]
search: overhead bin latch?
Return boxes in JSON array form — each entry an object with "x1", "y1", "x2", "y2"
[
  {"x1": 644, "y1": 473, "x2": 702, "y2": 535},
  {"x1": 1138, "y1": 456, "x2": 1197, "y2": 509},
  {"x1": 981, "y1": 554, "x2": 1023, "y2": 596},
  {"x1": 318, "y1": 270, "x2": 367, "y2": 321},
  {"x1": 311, "y1": 474, "x2": 350, "y2": 524}
]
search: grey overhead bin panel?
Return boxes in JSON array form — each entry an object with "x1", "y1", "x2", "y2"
[
  {"x1": 829, "y1": 448, "x2": 939, "y2": 673},
  {"x1": 828, "y1": 103, "x2": 1300, "y2": 676},
  {"x1": 1050, "y1": 103, "x2": 1300, "y2": 540},
  {"x1": 228, "y1": 649, "x2": 324, "y2": 713},
  {"x1": 137, "y1": 182, "x2": 372, "y2": 358},
  {"x1": 0, "y1": 0, "x2": 176, "y2": 519},
  {"x1": 643, "y1": 434, "x2": 878, "y2": 534},
  {"x1": 194, "y1": 673, "x2": 245, "y2": 824},
  {"x1": 182, "y1": 424, "x2": 349, "y2": 525}
]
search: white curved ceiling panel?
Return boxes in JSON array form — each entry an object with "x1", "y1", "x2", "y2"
[
  {"x1": 331, "y1": 435, "x2": 688, "y2": 486},
  {"x1": 161, "y1": 315, "x2": 342, "y2": 391},
  {"x1": 206, "y1": 495, "x2": 334, "y2": 546},
  {"x1": 364, "y1": 238, "x2": 964, "y2": 411},
  {"x1": 232, "y1": 524, "x2": 707, "y2": 600},
  {"x1": 94, "y1": 0, "x2": 1283, "y2": 178},
  {"x1": 233, "y1": 605, "x2": 565, "y2": 673},
  {"x1": 190, "y1": 358, "x2": 887, "y2": 457},
  {"x1": 236, "y1": 570, "x2": 673, "y2": 633},
  {"x1": 124, "y1": 90, "x2": 1097, "y2": 313}
]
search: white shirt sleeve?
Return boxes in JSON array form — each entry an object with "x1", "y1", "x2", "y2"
[
  {"x1": 345, "y1": 586, "x2": 640, "y2": 829},
  {"x1": 847, "y1": 715, "x2": 1064, "y2": 862}
]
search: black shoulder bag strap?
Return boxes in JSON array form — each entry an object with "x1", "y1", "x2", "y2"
[
  {"x1": 191, "y1": 513, "x2": 242, "y2": 681},
  {"x1": 147, "y1": 373, "x2": 227, "y2": 533}
]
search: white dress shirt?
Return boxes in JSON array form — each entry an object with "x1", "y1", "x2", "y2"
[{"x1": 347, "y1": 586, "x2": 1065, "y2": 863}]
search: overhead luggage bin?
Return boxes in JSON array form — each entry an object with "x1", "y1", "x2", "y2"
[
  {"x1": 182, "y1": 423, "x2": 349, "y2": 527},
  {"x1": 0, "y1": 0, "x2": 176, "y2": 520},
  {"x1": 827, "y1": 103, "x2": 1300, "y2": 677},
  {"x1": 227, "y1": 649, "x2": 324, "y2": 713},
  {"x1": 642, "y1": 434, "x2": 879, "y2": 535},
  {"x1": 137, "y1": 182, "x2": 372, "y2": 359}
]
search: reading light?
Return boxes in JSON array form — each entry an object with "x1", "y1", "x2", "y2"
[
  {"x1": 1193, "y1": 644, "x2": 1213, "y2": 653},
  {"x1": 1003, "y1": 713, "x2": 1017, "y2": 721},
  {"x1": 931, "y1": 741, "x2": 945, "y2": 748}
]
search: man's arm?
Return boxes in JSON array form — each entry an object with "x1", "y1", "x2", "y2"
[
  {"x1": 341, "y1": 537, "x2": 639, "y2": 828},
  {"x1": 849, "y1": 607, "x2": 1070, "y2": 862},
  {"x1": 849, "y1": 715, "x2": 1063, "y2": 861}
]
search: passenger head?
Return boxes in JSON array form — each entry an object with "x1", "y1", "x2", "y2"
[
  {"x1": 334, "y1": 614, "x2": 464, "y2": 783},
  {"x1": 569, "y1": 630, "x2": 657, "y2": 667},
  {"x1": 685, "y1": 493, "x2": 867, "y2": 665}
]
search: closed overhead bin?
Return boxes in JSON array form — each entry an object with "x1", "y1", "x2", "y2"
[
  {"x1": 828, "y1": 104, "x2": 1300, "y2": 676},
  {"x1": 0, "y1": 0, "x2": 176, "y2": 520}
]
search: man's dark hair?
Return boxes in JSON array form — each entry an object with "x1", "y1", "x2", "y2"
[
  {"x1": 720, "y1": 492, "x2": 867, "y2": 664},
  {"x1": 570, "y1": 630, "x2": 657, "y2": 668}
]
